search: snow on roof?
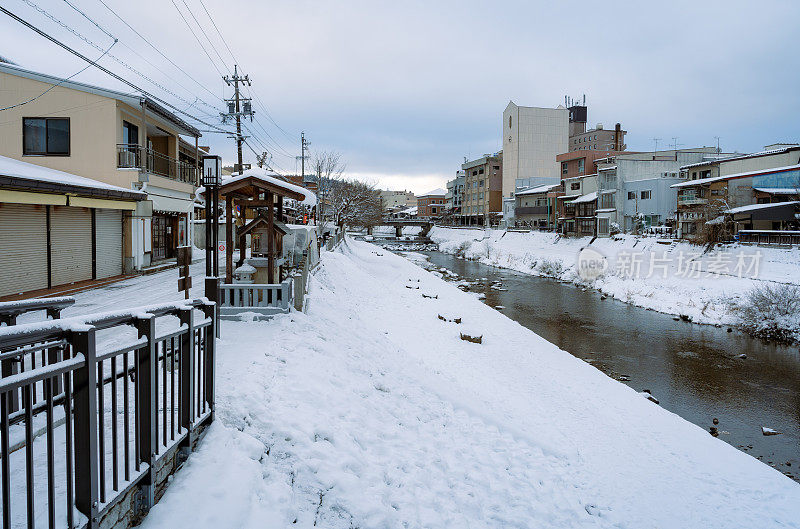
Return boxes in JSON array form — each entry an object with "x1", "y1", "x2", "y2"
[
  {"x1": 679, "y1": 146, "x2": 799, "y2": 170},
  {"x1": 671, "y1": 163, "x2": 800, "y2": 188},
  {"x1": 557, "y1": 194, "x2": 581, "y2": 200},
  {"x1": 753, "y1": 187, "x2": 799, "y2": 195},
  {"x1": 226, "y1": 168, "x2": 317, "y2": 206},
  {"x1": 598, "y1": 165, "x2": 617, "y2": 171},
  {"x1": 570, "y1": 191, "x2": 598, "y2": 204},
  {"x1": 418, "y1": 188, "x2": 446, "y2": 197},
  {"x1": 724, "y1": 200, "x2": 800, "y2": 215},
  {"x1": 516, "y1": 183, "x2": 560, "y2": 196},
  {"x1": 0, "y1": 154, "x2": 145, "y2": 199}
]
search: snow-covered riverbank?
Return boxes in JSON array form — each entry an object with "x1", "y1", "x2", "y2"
[
  {"x1": 430, "y1": 226, "x2": 800, "y2": 341},
  {"x1": 143, "y1": 238, "x2": 800, "y2": 528}
]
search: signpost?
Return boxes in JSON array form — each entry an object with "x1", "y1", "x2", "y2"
[{"x1": 177, "y1": 245, "x2": 192, "y2": 299}]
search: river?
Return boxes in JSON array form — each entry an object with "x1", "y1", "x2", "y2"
[{"x1": 370, "y1": 236, "x2": 800, "y2": 481}]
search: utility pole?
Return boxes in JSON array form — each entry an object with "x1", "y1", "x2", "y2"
[
  {"x1": 300, "y1": 132, "x2": 309, "y2": 180},
  {"x1": 222, "y1": 65, "x2": 253, "y2": 172}
]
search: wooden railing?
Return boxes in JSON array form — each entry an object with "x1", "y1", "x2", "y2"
[
  {"x1": 218, "y1": 280, "x2": 293, "y2": 319},
  {"x1": 738, "y1": 230, "x2": 800, "y2": 246}
]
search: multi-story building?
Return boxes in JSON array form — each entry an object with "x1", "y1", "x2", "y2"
[
  {"x1": 0, "y1": 62, "x2": 207, "y2": 271},
  {"x1": 380, "y1": 189, "x2": 416, "y2": 213},
  {"x1": 502, "y1": 102, "x2": 568, "y2": 202},
  {"x1": 558, "y1": 174, "x2": 598, "y2": 236},
  {"x1": 417, "y1": 188, "x2": 446, "y2": 218},
  {"x1": 461, "y1": 154, "x2": 503, "y2": 225},
  {"x1": 445, "y1": 170, "x2": 465, "y2": 217},
  {"x1": 594, "y1": 148, "x2": 722, "y2": 236},
  {"x1": 565, "y1": 98, "x2": 626, "y2": 152},
  {"x1": 514, "y1": 183, "x2": 561, "y2": 229},
  {"x1": 672, "y1": 145, "x2": 800, "y2": 238}
]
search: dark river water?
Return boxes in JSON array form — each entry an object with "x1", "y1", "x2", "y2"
[{"x1": 375, "y1": 237, "x2": 800, "y2": 481}]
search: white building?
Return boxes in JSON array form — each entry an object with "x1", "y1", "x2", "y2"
[{"x1": 502, "y1": 102, "x2": 568, "y2": 201}]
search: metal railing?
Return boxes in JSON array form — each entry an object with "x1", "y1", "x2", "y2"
[
  {"x1": 218, "y1": 280, "x2": 292, "y2": 319},
  {"x1": 738, "y1": 229, "x2": 800, "y2": 246},
  {"x1": 116, "y1": 144, "x2": 197, "y2": 185},
  {"x1": 0, "y1": 298, "x2": 216, "y2": 529}
]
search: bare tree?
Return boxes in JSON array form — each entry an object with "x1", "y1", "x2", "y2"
[
  {"x1": 310, "y1": 150, "x2": 345, "y2": 230},
  {"x1": 327, "y1": 178, "x2": 382, "y2": 229}
]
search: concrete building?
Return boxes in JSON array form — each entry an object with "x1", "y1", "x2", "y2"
[
  {"x1": 558, "y1": 174, "x2": 598, "y2": 236},
  {"x1": 445, "y1": 170, "x2": 465, "y2": 217},
  {"x1": 502, "y1": 102, "x2": 568, "y2": 202},
  {"x1": 593, "y1": 148, "x2": 722, "y2": 236},
  {"x1": 417, "y1": 188, "x2": 446, "y2": 218},
  {"x1": 380, "y1": 189, "x2": 416, "y2": 213},
  {"x1": 0, "y1": 62, "x2": 206, "y2": 272},
  {"x1": 461, "y1": 154, "x2": 503, "y2": 225},
  {"x1": 564, "y1": 99, "x2": 627, "y2": 152}
]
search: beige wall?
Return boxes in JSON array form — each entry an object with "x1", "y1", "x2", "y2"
[
  {"x1": 0, "y1": 72, "x2": 193, "y2": 195},
  {"x1": 0, "y1": 72, "x2": 117, "y2": 180}
]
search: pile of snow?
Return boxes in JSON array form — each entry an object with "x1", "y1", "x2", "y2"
[
  {"x1": 430, "y1": 227, "x2": 800, "y2": 337},
  {"x1": 143, "y1": 239, "x2": 800, "y2": 528}
]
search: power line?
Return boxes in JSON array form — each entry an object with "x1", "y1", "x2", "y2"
[
  {"x1": 197, "y1": 0, "x2": 237, "y2": 64},
  {"x1": 61, "y1": 0, "x2": 115, "y2": 41},
  {"x1": 0, "y1": 40, "x2": 116, "y2": 112},
  {"x1": 179, "y1": 0, "x2": 229, "y2": 75},
  {"x1": 0, "y1": 5, "x2": 231, "y2": 133},
  {"x1": 95, "y1": 0, "x2": 223, "y2": 105},
  {"x1": 170, "y1": 0, "x2": 224, "y2": 77},
  {"x1": 20, "y1": 0, "x2": 222, "y2": 123}
]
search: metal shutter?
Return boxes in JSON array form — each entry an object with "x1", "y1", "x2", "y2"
[
  {"x1": 95, "y1": 208, "x2": 122, "y2": 279},
  {"x1": 50, "y1": 205, "x2": 92, "y2": 287},
  {"x1": 0, "y1": 203, "x2": 48, "y2": 297}
]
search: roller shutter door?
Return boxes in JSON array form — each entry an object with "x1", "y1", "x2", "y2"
[
  {"x1": 95, "y1": 208, "x2": 122, "y2": 279},
  {"x1": 0, "y1": 203, "x2": 48, "y2": 297},
  {"x1": 50, "y1": 205, "x2": 92, "y2": 287}
]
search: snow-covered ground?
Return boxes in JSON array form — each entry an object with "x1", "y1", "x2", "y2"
[
  {"x1": 141, "y1": 238, "x2": 800, "y2": 528},
  {"x1": 430, "y1": 227, "x2": 800, "y2": 339}
]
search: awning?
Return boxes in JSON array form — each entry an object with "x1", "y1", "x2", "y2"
[{"x1": 149, "y1": 193, "x2": 193, "y2": 214}]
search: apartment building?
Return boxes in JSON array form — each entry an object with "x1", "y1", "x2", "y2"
[
  {"x1": 461, "y1": 154, "x2": 503, "y2": 225},
  {"x1": 514, "y1": 183, "x2": 561, "y2": 228},
  {"x1": 672, "y1": 145, "x2": 800, "y2": 238},
  {"x1": 558, "y1": 174, "x2": 598, "y2": 236},
  {"x1": 380, "y1": 189, "x2": 416, "y2": 213},
  {"x1": 593, "y1": 148, "x2": 721, "y2": 236},
  {"x1": 445, "y1": 170, "x2": 465, "y2": 216},
  {"x1": 0, "y1": 63, "x2": 208, "y2": 271},
  {"x1": 417, "y1": 188, "x2": 446, "y2": 218},
  {"x1": 502, "y1": 102, "x2": 568, "y2": 201}
]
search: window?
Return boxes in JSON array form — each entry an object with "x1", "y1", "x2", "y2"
[
  {"x1": 577, "y1": 159, "x2": 585, "y2": 173},
  {"x1": 478, "y1": 168, "x2": 484, "y2": 174},
  {"x1": 472, "y1": 170, "x2": 478, "y2": 176},
  {"x1": 122, "y1": 120, "x2": 139, "y2": 146},
  {"x1": 570, "y1": 182, "x2": 580, "y2": 191},
  {"x1": 23, "y1": 118, "x2": 69, "y2": 155},
  {"x1": 479, "y1": 180, "x2": 484, "y2": 187},
  {"x1": 562, "y1": 162, "x2": 568, "y2": 175},
  {"x1": 641, "y1": 190, "x2": 652, "y2": 200},
  {"x1": 509, "y1": 115, "x2": 512, "y2": 128},
  {"x1": 627, "y1": 191, "x2": 636, "y2": 200},
  {"x1": 493, "y1": 165, "x2": 500, "y2": 170},
  {"x1": 598, "y1": 217, "x2": 609, "y2": 234}
]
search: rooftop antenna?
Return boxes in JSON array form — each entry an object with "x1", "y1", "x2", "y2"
[
  {"x1": 652, "y1": 137, "x2": 661, "y2": 157},
  {"x1": 582, "y1": 94, "x2": 586, "y2": 106},
  {"x1": 713, "y1": 136, "x2": 721, "y2": 154}
]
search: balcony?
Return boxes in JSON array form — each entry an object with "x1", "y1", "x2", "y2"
[
  {"x1": 678, "y1": 195, "x2": 708, "y2": 205},
  {"x1": 117, "y1": 144, "x2": 197, "y2": 185},
  {"x1": 515, "y1": 206, "x2": 549, "y2": 215}
]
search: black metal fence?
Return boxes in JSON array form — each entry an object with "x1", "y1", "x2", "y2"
[{"x1": 0, "y1": 298, "x2": 216, "y2": 529}]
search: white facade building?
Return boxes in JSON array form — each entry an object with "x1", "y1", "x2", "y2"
[{"x1": 502, "y1": 102, "x2": 568, "y2": 201}]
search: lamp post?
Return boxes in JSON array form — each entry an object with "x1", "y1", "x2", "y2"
[{"x1": 202, "y1": 155, "x2": 222, "y2": 305}]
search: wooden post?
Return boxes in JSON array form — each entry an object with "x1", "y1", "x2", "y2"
[
  {"x1": 266, "y1": 191, "x2": 275, "y2": 282},
  {"x1": 194, "y1": 135, "x2": 199, "y2": 187},
  {"x1": 225, "y1": 194, "x2": 233, "y2": 283},
  {"x1": 140, "y1": 99, "x2": 147, "y2": 174},
  {"x1": 277, "y1": 194, "x2": 283, "y2": 223}
]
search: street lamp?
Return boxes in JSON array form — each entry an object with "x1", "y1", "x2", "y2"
[{"x1": 202, "y1": 155, "x2": 222, "y2": 303}]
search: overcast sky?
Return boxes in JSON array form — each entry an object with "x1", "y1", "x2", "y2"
[{"x1": 2, "y1": 0, "x2": 799, "y2": 194}]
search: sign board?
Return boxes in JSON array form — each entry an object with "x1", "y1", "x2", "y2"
[
  {"x1": 177, "y1": 246, "x2": 191, "y2": 267},
  {"x1": 178, "y1": 276, "x2": 192, "y2": 292},
  {"x1": 218, "y1": 243, "x2": 226, "y2": 252}
]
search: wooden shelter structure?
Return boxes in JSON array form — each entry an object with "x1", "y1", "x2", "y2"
[{"x1": 216, "y1": 172, "x2": 306, "y2": 283}]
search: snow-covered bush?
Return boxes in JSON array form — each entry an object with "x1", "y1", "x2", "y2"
[
  {"x1": 537, "y1": 258, "x2": 564, "y2": 278},
  {"x1": 729, "y1": 284, "x2": 800, "y2": 343},
  {"x1": 454, "y1": 240, "x2": 472, "y2": 259}
]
